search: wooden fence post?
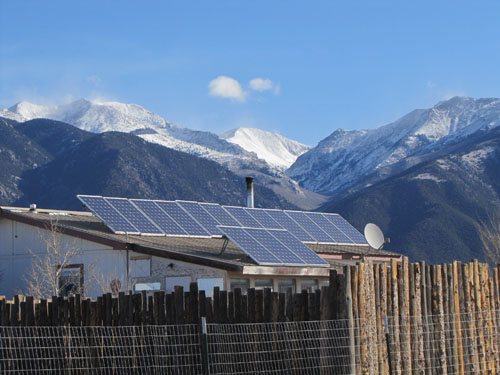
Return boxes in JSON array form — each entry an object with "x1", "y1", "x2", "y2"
[
  {"x1": 358, "y1": 262, "x2": 368, "y2": 375},
  {"x1": 248, "y1": 288, "x2": 256, "y2": 323},
  {"x1": 400, "y1": 258, "x2": 411, "y2": 375},
  {"x1": 189, "y1": 283, "x2": 199, "y2": 324},
  {"x1": 463, "y1": 263, "x2": 479, "y2": 375},
  {"x1": 472, "y1": 260, "x2": 486, "y2": 375},
  {"x1": 174, "y1": 286, "x2": 185, "y2": 324},
  {"x1": 390, "y1": 259, "x2": 401, "y2": 375},
  {"x1": 344, "y1": 265, "x2": 356, "y2": 375}
]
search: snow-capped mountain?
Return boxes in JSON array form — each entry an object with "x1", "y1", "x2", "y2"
[
  {"x1": 288, "y1": 96, "x2": 500, "y2": 195},
  {"x1": 1, "y1": 99, "x2": 273, "y2": 164},
  {"x1": 221, "y1": 127, "x2": 310, "y2": 169},
  {"x1": 1, "y1": 99, "x2": 324, "y2": 209},
  {"x1": 4, "y1": 99, "x2": 168, "y2": 133},
  {"x1": 322, "y1": 124, "x2": 500, "y2": 264}
]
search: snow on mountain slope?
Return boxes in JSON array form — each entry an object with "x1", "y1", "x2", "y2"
[
  {"x1": 3, "y1": 99, "x2": 257, "y2": 156},
  {"x1": 7, "y1": 99, "x2": 169, "y2": 133},
  {"x1": 221, "y1": 127, "x2": 311, "y2": 169},
  {"x1": 288, "y1": 96, "x2": 500, "y2": 195},
  {"x1": 2, "y1": 98, "x2": 324, "y2": 209}
]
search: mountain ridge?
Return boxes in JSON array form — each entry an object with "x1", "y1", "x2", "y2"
[
  {"x1": 221, "y1": 127, "x2": 310, "y2": 169},
  {"x1": 321, "y1": 124, "x2": 500, "y2": 263},
  {"x1": 1, "y1": 99, "x2": 322, "y2": 209},
  {"x1": 0, "y1": 117, "x2": 295, "y2": 211},
  {"x1": 288, "y1": 96, "x2": 500, "y2": 196}
]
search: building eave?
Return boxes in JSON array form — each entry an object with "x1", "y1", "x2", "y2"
[
  {"x1": 0, "y1": 207, "x2": 245, "y2": 272},
  {"x1": 0, "y1": 208, "x2": 128, "y2": 250}
]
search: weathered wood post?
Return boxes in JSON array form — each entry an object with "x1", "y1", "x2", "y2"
[
  {"x1": 344, "y1": 265, "x2": 356, "y2": 375},
  {"x1": 390, "y1": 259, "x2": 401, "y2": 375}
]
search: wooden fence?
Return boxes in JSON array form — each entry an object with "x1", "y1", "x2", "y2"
[
  {"x1": 0, "y1": 273, "x2": 348, "y2": 327},
  {"x1": 1, "y1": 258, "x2": 499, "y2": 375},
  {"x1": 350, "y1": 258, "x2": 500, "y2": 375}
]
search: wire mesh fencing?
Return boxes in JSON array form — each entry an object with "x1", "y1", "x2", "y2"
[
  {"x1": 382, "y1": 310, "x2": 500, "y2": 375},
  {"x1": 1, "y1": 311, "x2": 499, "y2": 374},
  {"x1": 0, "y1": 325, "x2": 202, "y2": 374},
  {"x1": 207, "y1": 320, "x2": 353, "y2": 375}
]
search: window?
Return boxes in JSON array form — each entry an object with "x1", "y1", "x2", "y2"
[
  {"x1": 165, "y1": 276, "x2": 191, "y2": 293},
  {"x1": 134, "y1": 282, "x2": 161, "y2": 292},
  {"x1": 255, "y1": 279, "x2": 273, "y2": 291},
  {"x1": 58, "y1": 264, "x2": 83, "y2": 297},
  {"x1": 197, "y1": 278, "x2": 224, "y2": 298},
  {"x1": 230, "y1": 278, "x2": 250, "y2": 294},
  {"x1": 300, "y1": 279, "x2": 318, "y2": 292},
  {"x1": 278, "y1": 279, "x2": 296, "y2": 294}
]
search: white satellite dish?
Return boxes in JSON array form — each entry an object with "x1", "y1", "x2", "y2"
[{"x1": 364, "y1": 223, "x2": 385, "y2": 250}]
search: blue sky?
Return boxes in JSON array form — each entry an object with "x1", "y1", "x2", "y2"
[{"x1": 1, "y1": 1, "x2": 500, "y2": 145}]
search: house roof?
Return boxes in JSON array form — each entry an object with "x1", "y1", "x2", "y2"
[{"x1": 0, "y1": 206, "x2": 401, "y2": 273}]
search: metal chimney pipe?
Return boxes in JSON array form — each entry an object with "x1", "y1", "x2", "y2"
[{"x1": 245, "y1": 177, "x2": 254, "y2": 208}]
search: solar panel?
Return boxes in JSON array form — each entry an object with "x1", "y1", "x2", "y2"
[
  {"x1": 176, "y1": 201, "x2": 222, "y2": 235},
  {"x1": 155, "y1": 201, "x2": 209, "y2": 237},
  {"x1": 219, "y1": 226, "x2": 281, "y2": 265},
  {"x1": 244, "y1": 227, "x2": 305, "y2": 265},
  {"x1": 105, "y1": 197, "x2": 162, "y2": 234},
  {"x1": 304, "y1": 212, "x2": 353, "y2": 244},
  {"x1": 223, "y1": 206, "x2": 263, "y2": 228},
  {"x1": 78, "y1": 194, "x2": 366, "y2": 249},
  {"x1": 199, "y1": 203, "x2": 240, "y2": 227},
  {"x1": 263, "y1": 209, "x2": 315, "y2": 242},
  {"x1": 284, "y1": 210, "x2": 335, "y2": 243},
  {"x1": 269, "y1": 230, "x2": 329, "y2": 266},
  {"x1": 130, "y1": 199, "x2": 187, "y2": 236},
  {"x1": 77, "y1": 195, "x2": 138, "y2": 234},
  {"x1": 323, "y1": 213, "x2": 368, "y2": 244},
  {"x1": 245, "y1": 208, "x2": 282, "y2": 229}
]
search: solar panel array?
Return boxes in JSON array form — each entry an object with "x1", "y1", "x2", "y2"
[
  {"x1": 219, "y1": 226, "x2": 328, "y2": 267},
  {"x1": 77, "y1": 195, "x2": 367, "y2": 266}
]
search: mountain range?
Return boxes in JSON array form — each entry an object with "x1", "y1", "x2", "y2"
[
  {"x1": 1, "y1": 100, "x2": 322, "y2": 209},
  {"x1": 288, "y1": 97, "x2": 500, "y2": 197},
  {"x1": 322, "y1": 125, "x2": 500, "y2": 263},
  {"x1": 0, "y1": 117, "x2": 293, "y2": 211},
  {"x1": 2, "y1": 96, "x2": 500, "y2": 264}
]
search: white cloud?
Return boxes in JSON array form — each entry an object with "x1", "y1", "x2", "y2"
[
  {"x1": 249, "y1": 78, "x2": 280, "y2": 95},
  {"x1": 208, "y1": 76, "x2": 245, "y2": 101},
  {"x1": 249, "y1": 78, "x2": 273, "y2": 91}
]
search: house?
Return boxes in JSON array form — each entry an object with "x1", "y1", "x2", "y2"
[{"x1": 0, "y1": 195, "x2": 401, "y2": 299}]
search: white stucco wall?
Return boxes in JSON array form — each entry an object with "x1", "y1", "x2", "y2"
[
  {"x1": 0, "y1": 217, "x2": 228, "y2": 299},
  {"x1": 132, "y1": 256, "x2": 227, "y2": 295},
  {"x1": 0, "y1": 218, "x2": 128, "y2": 298},
  {"x1": 0, "y1": 216, "x2": 330, "y2": 299}
]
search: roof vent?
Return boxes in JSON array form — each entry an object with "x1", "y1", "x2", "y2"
[
  {"x1": 246, "y1": 177, "x2": 254, "y2": 208},
  {"x1": 29, "y1": 203, "x2": 37, "y2": 213}
]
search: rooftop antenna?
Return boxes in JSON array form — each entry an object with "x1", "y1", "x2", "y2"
[{"x1": 364, "y1": 223, "x2": 386, "y2": 250}]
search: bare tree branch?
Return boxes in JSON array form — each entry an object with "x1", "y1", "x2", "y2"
[
  {"x1": 21, "y1": 217, "x2": 128, "y2": 298},
  {"x1": 23, "y1": 218, "x2": 82, "y2": 299},
  {"x1": 479, "y1": 210, "x2": 500, "y2": 265}
]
